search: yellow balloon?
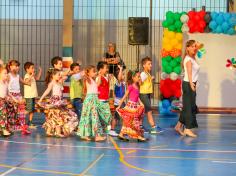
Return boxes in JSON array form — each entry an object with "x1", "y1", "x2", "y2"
[
  {"x1": 175, "y1": 43, "x2": 183, "y2": 50},
  {"x1": 170, "y1": 38, "x2": 179, "y2": 47},
  {"x1": 162, "y1": 37, "x2": 170, "y2": 45},
  {"x1": 163, "y1": 30, "x2": 169, "y2": 37},
  {"x1": 167, "y1": 31, "x2": 176, "y2": 39},
  {"x1": 163, "y1": 44, "x2": 172, "y2": 51},
  {"x1": 175, "y1": 33, "x2": 183, "y2": 41}
]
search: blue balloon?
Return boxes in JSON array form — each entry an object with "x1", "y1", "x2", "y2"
[
  {"x1": 216, "y1": 15, "x2": 224, "y2": 25},
  {"x1": 162, "y1": 99, "x2": 170, "y2": 109},
  {"x1": 222, "y1": 22, "x2": 229, "y2": 32},
  {"x1": 223, "y1": 13, "x2": 231, "y2": 21},
  {"x1": 167, "y1": 106, "x2": 176, "y2": 115},
  {"x1": 209, "y1": 21, "x2": 217, "y2": 29},
  {"x1": 216, "y1": 25, "x2": 223, "y2": 33},
  {"x1": 229, "y1": 17, "x2": 236, "y2": 26},
  {"x1": 197, "y1": 51, "x2": 203, "y2": 58},
  {"x1": 227, "y1": 28, "x2": 236, "y2": 35},
  {"x1": 210, "y1": 12, "x2": 218, "y2": 19}
]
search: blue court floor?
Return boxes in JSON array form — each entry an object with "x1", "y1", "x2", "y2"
[{"x1": 0, "y1": 114, "x2": 236, "y2": 176}]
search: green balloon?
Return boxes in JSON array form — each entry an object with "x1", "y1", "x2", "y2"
[
  {"x1": 164, "y1": 66, "x2": 172, "y2": 74},
  {"x1": 173, "y1": 66, "x2": 181, "y2": 74},
  {"x1": 170, "y1": 60, "x2": 177, "y2": 68},
  {"x1": 175, "y1": 20, "x2": 182, "y2": 29},
  {"x1": 162, "y1": 56, "x2": 172, "y2": 62},
  {"x1": 177, "y1": 27, "x2": 182, "y2": 33},
  {"x1": 174, "y1": 13, "x2": 181, "y2": 20},
  {"x1": 166, "y1": 11, "x2": 174, "y2": 19},
  {"x1": 162, "y1": 20, "x2": 169, "y2": 27},
  {"x1": 166, "y1": 18, "x2": 174, "y2": 25},
  {"x1": 169, "y1": 25, "x2": 176, "y2": 31},
  {"x1": 162, "y1": 60, "x2": 168, "y2": 68},
  {"x1": 175, "y1": 56, "x2": 182, "y2": 63}
]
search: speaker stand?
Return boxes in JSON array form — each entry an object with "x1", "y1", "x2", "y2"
[{"x1": 136, "y1": 45, "x2": 140, "y2": 70}]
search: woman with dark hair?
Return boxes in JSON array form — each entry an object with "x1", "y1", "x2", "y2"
[{"x1": 175, "y1": 40, "x2": 200, "y2": 138}]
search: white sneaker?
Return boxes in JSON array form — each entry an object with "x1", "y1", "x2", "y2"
[{"x1": 109, "y1": 130, "x2": 118, "y2": 137}]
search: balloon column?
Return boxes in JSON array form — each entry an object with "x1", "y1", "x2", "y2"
[{"x1": 160, "y1": 11, "x2": 187, "y2": 115}]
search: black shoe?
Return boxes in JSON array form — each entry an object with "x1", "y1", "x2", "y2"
[{"x1": 117, "y1": 135, "x2": 129, "y2": 142}]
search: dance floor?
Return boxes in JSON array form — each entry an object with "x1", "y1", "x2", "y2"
[{"x1": 0, "y1": 114, "x2": 236, "y2": 176}]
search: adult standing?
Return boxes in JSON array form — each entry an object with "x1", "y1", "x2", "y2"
[
  {"x1": 175, "y1": 40, "x2": 200, "y2": 138},
  {"x1": 103, "y1": 42, "x2": 126, "y2": 75}
]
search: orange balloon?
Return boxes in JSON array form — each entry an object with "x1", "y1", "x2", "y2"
[
  {"x1": 170, "y1": 48, "x2": 182, "y2": 58},
  {"x1": 161, "y1": 49, "x2": 170, "y2": 57}
]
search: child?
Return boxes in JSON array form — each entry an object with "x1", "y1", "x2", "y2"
[
  {"x1": 96, "y1": 61, "x2": 113, "y2": 130},
  {"x1": 79, "y1": 65, "x2": 112, "y2": 142},
  {"x1": 24, "y1": 62, "x2": 42, "y2": 128},
  {"x1": 69, "y1": 62, "x2": 84, "y2": 119},
  {"x1": 140, "y1": 56, "x2": 163, "y2": 134},
  {"x1": 7, "y1": 59, "x2": 31, "y2": 134},
  {"x1": 116, "y1": 70, "x2": 146, "y2": 142},
  {"x1": 109, "y1": 65, "x2": 126, "y2": 137},
  {"x1": 51, "y1": 56, "x2": 70, "y2": 79},
  {"x1": 0, "y1": 65, "x2": 18, "y2": 136},
  {"x1": 38, "y1": 69, "x2": 78, "y2": 137}
]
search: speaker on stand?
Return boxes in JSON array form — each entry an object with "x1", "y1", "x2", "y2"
[{"x1": 128, "y1": 17, "x2": 149, "y2": 70}]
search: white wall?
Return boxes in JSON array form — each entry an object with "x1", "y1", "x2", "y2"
[{"x1": 186, "y1": 33, "x2": 236, "y2": 108}]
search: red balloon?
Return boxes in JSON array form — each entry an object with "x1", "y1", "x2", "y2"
[
  {"x1": 188, "y1": 20, "x2": 195, "y2": 28},
  {"x1": 199, "y1": 20, "x2": 206, "y2": 28},
  {"x1": 194, "y1": 14, "x2": 201, "y2": 21},
  {"x1": 165, "y1": 78, "x2": 172, "y2": 85},
  {"x1": 163, "y1": 90, "x2": 172, "y2": 98},
  {"x1": 199, "y1": 10, "x2": 206, "y2": 18},
  {"x1": 175, "y1": 79, "x2": 181, "y2": 85},
  {"x1": 175, "y1": 90, "x2": 182, "y2": 98},
  {"x1": 188, "y1": 11, "x2": 195, "y2": 18}
]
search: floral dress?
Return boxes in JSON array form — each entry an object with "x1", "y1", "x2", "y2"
[{"x1": 79, "y1": 78, "x2": 112, "y2": 137}]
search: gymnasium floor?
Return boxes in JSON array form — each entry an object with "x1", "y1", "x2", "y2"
[{"x1": 0, "y1": 114, "x2": 236, "y2": 176}]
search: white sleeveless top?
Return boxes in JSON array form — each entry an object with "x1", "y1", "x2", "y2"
[
  {"x1": 52, "y1": 82, "x2": 63, "y2": 97},
  {"x1": 183, "y1": 55, "x2": 200, "y2": 82},
  {"x1": 0, "y1": 81, "x2": 8, "y2": 98},
  {"x1": 8, "y1": 73, "x2": 20, "y2": 93},
  {"x1": 86, "y1": 78, "x2": 98, "y2": 94}
]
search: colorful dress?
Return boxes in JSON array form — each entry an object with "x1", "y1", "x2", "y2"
[
  {"x1": 0, "y1": 81, "x2": 18, "y2": 133},
  {"x1": 8, "y1": 73, "x2": 27, "y2": 131},
  {"x1": 79, "y1": 78, "x2": 112, "y2": 137},
  {"x1": 40, "y1": 82, "x2": 78, "y2": 137},
  {"x1": 117, "y1": 84, "x2": 144, "y2": 139}
]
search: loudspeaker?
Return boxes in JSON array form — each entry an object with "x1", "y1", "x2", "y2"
[{"x1": 128, "y1": 17, "x2": 149, "y2": 45}]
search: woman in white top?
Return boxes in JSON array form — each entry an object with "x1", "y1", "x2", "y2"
[{"x1": 175, "y1": 40, "x2": 200, "y2": 138}]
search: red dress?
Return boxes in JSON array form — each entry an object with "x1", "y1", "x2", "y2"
[{"x1": 117, "y1": 84, "x2": 144, "y2": 139}]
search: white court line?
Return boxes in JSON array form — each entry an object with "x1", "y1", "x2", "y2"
[
  {"x1": 0, "y1": 168, "x2": 17, "y2": 176},
  {"x1": 212, "y1": 161, "x2": 236, "y2": 164},
  {"x1": 1, "y1": 139, "x2": 236, "y2": 154},
  {"x1": 80, "y1": 153, "x2": 104, "y2": 176}
]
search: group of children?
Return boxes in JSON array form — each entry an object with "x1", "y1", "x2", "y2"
[{"x1": 0, "y1": 56, "x2": 163, "y2": 142}]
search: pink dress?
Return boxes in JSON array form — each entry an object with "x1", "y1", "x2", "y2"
[{"x1": 117, "y1": 84, "x2": 144, "y2": 139}]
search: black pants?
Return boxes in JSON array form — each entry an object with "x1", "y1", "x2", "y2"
[{"x1": 179, "y1": 81, "x2": 198, "y2": 129}]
